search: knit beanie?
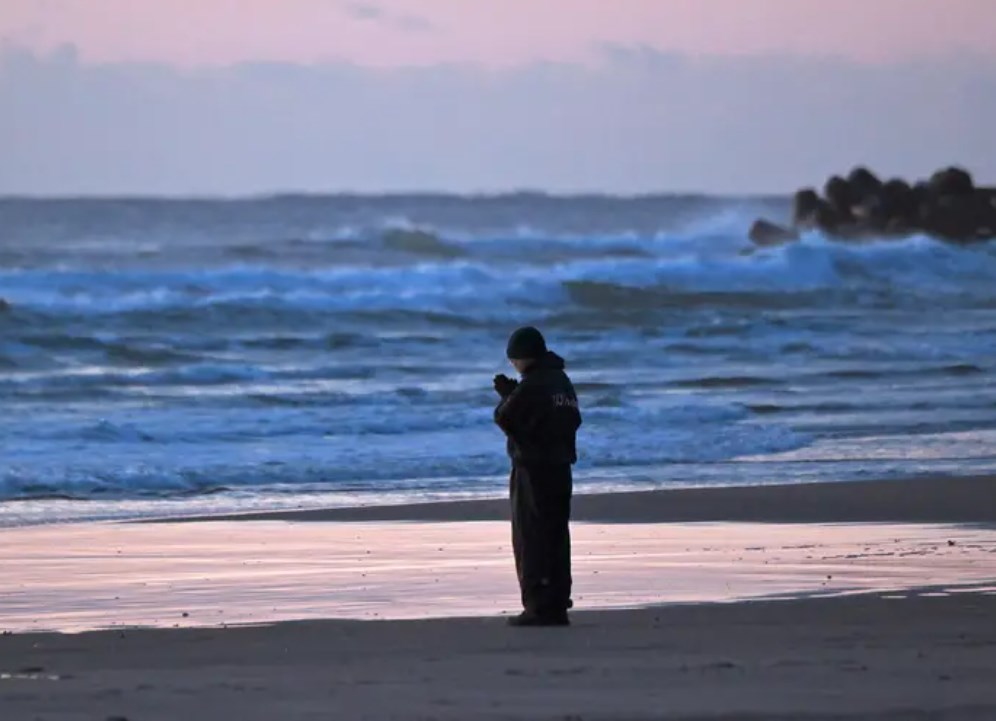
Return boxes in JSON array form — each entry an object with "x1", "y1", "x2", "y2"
[{"x1": 506, "y1": 326, "x2": 547, "y2": 360}]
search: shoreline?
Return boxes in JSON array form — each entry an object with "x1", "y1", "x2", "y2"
[
  {"x1": 2, "y1": 474, "x2": 994, "y2": 636},
  {"x1": 3, "y1": 474, "x2": 996, "y2": 718},
  {"x1": 166, "y1": 474, "x2": 996, "y2": 525}
]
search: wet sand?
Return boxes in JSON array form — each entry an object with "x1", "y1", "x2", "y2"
[
  {"x1": 2, "y1": 476, "x2": 995, "y2": 720},
  {"x1": 3, "y1": 519, "x2": 995, "y2": 632},
  {"x1": 188, "y1": 474, "x2": 996, "y2": 525}
]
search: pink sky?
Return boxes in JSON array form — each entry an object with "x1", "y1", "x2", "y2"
[
  {"x1": 2, "y1": 0, "x2": 995, "y2": 67},
  {"x1": 3, "y1": 0, "x2": 995, "y2": 194}
]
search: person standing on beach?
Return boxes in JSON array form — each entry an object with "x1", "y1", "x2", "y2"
[{"x1": 493, "y1": 327, "x2": 582, "y2": 627}]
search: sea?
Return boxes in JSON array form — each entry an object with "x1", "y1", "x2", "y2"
[{"x1": 3, "y1": 194, "x2": 996, "y2": 527}]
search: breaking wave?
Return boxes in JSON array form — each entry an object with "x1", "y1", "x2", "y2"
[{"x1": 4, "y1": 196, "x2": 996, "y2": 512}]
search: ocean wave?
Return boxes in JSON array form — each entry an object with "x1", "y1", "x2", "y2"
[
  {"x1": 743, "y1": 391, "x2": 996, "y2": 416},
  {"x1": 0, "y1": 363, "x2": 269, "y2": 392},
  {"x1": 102, "y1": 343, "x2": 203, "y2": 366},
  {"x1": 5, "y1": 199, "x2": 996, "y2": 514},
  {"x1": 0, "y1": 384, "x2": 809, "y2": 501},
  {"x1": 800, "y1": 363, "x2": 986, "y2": 383},
  {"x1": 380, "y1": 228, "x2": 466, "y2": 258},
  {"x1": 78, "y1": 420, "x2": 156, "y2": 442},
  {"x1": 669, "y1": 375, "x2": 784, "y2": 390},
  {"x1": 0, "y1": 420, "x2": 811, "y2": 501},
  {"x1": 0, "y1": 455, "x2": 512, "y2": 501},
  {"x1": 3, "y1": 334, "x2": 205, "y2": 366},
  {"x1": 0, "y1": 263, "x2": 525, "y2": 320},
  {"x1": 4, "y1": 233, "x2": 995, "y2": 330},
  {"x1": 562, "y1": 281, "x2": 822, "y2": 312}
]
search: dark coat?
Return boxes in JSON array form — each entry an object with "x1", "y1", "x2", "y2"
[{"x1": 494, "y1": 351, "x2": 582, "y2": 466}]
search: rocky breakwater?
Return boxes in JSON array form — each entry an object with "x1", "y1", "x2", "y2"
[{"x1": 750, "y1": 166, "x2": 996, "y2": 247}]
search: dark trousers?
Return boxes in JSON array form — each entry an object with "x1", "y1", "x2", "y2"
[{"x1": 510, "y1": 462, "x2": 573, "y2": 614}]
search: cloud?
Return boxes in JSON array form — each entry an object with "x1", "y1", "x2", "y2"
[
  {"x1": 342, "y1": 2, "x2": 382, "y2": 21},
  {"x1": 340, "y1": 2, "x2": 434, "y2": 33},
  {"x1": 1, "y1": 45, "x2": 994, "y2": 195},
  {"x1": 396, "y1": 14, "x2": 434, "y2": 33}
]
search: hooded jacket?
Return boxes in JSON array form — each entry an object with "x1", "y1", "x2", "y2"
[{"x1": 495, "y1": 351, "x2": 582, "y2": 465}]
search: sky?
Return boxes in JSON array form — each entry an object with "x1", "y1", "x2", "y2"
[{"x1": 1, "y1": 0, "x2": 995, "y2": 195}]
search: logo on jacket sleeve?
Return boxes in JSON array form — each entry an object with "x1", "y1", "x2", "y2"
[{"x1": 552, "y1": 393, "x2": 579, "y2": 409}]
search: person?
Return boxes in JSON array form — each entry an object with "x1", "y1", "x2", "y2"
[{"x1": 493, "y1": 326, "x2": 582, "y2": 627}]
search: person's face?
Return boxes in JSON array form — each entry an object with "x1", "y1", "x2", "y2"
[{"x1": 510, "y1": 358, "x2": 533, "y2": 374}]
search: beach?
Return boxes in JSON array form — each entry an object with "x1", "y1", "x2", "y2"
[
  {"x1": 2, "y1": 476, "x2": 995, "y2": 720},
  {"x1": 3, "y1": 594, "x2": 994, "y2": 721},
  {"x1": 4, "y1": 10, "x2": 996, "y2": 719}
]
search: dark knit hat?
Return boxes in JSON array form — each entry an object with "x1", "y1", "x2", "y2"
[{"x1": 506, "y1": 326, "x2": 547, "y2": 360}]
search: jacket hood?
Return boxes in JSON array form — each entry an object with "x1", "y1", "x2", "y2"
[{"x1": 525, "y1": 350, "x2": 565, "y2": 373}]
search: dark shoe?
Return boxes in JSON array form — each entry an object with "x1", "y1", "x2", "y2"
[{"x1": 507, "y1": 610, "x2": 570, "y2": 627}]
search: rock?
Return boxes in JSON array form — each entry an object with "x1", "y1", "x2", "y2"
[
  {"x1": 911, "y1": 180, "x2": 931, "y2": 204},
  {"x1": 812, "y1": 200, "x2": 846, "y2": 234},
  {"x1": 824, "y1": 175, "x2": 856, "y2": 220},
  {"x1": 846, "y1": 166, "x2": 883, "y2": 203},
  {"x1": 830, "y1": 222, "x2": 877, "y2": 242},
  {"x1": 765, "y1": 167, "x2": 994, "y2": 246},
  {"x1": 794, "y1": 190, "x2": 845, "y2": 234},
  {"x1": 792, "y1": 188, "x2": 822, "y2": 227},
  {"x1": 790, "y1": 181, "x2": 850, "y2": 234},
  {"x1": 749, "y1": 219, "x2": 799, "y2": 247},
  {"x1": 919, "y1": 193, "x2": 995, "y2": 243},
  {"x1": 929, "y1": 166, "x2": 974, "y2": 197},
  {"x1": 851, "y1": 192, "x2": 888, "y2": 230},
  {"x1": 875, "y1": 179, "x2": 918, "y2": 233},
  {"x1": 884, "y1": 216, "x2": 916, "y2": 238},
  {"x1": 881, "y1": 178, "x2": 914, "y2": 211},
  {"x1": 0, "y1": 298, "x2": 10, "y2": 313},
  {"x1": 968, "y1": 194, "x2": 996, "y2": 240}
]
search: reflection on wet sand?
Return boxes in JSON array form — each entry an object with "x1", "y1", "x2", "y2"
[{"x1": 2, "y1": 520, "x2": 994, "y2": 633}]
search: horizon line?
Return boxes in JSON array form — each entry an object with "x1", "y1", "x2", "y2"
[{"x1": 0, "y1": 189, "x2": 794, "y2": 203}]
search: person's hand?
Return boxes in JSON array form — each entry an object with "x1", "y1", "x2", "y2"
[{"x1": 493, "y1": 374, "x2": 518, "y2": 398}]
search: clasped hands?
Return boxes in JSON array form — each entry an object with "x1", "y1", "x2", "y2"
[{"x1": 493, "y1": 374, "x2": 518, "y2": 398}]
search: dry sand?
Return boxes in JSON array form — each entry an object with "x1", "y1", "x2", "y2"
[
  {"x1": 2, "y1": 594, "x2": 994, "y2": 720},
  {"x1": 2, "y1": 476, "x2": 995, "y2": 720}
]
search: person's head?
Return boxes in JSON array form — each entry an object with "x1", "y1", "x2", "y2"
[{"x1": 506, "y1": 326, "x2": 547, "y2": 373}]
